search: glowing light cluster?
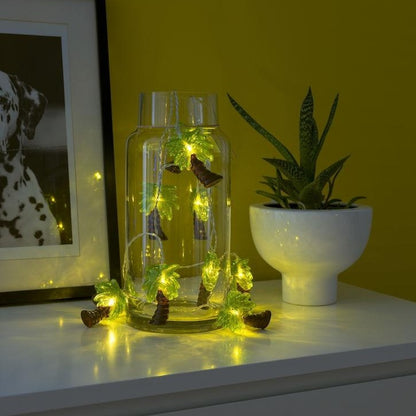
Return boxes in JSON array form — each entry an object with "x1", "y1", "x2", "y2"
[
  {"x1": 140, "y1": 183, "x2": 179, "y2": 220},
  {"x1": 165, "y1": 126, "x2": 216, "y2": 170},
  {"x1": 94, "y1": 279, "x2": 126, "y2": 319},
  {"x1": 231, "y1": 256, "x2": 254, "y2": 292},
  {"x1": 216, "y1": 290, "x2": 255, "y2": 332},
  {"x1": 40, "y1": 279, "x2": 54, "y2": 288},
  {"x1": 191, "y1": 188, "x2": 210, "y2": 221},
  {"x1": 201, "y1": 250, "x2": 221, "y2": 291},
  {"x1": 143, "y1": 264, "x2": 180, "y2": 301}
]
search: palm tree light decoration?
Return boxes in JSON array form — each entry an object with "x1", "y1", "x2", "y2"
[
  {"x1": 197, "y1": 250, "x2": 222, "y2": 306},
  {"x1": 143, "y1": 264, "x2": 180, "y2": 325},
  {"x1": 231, "y1": 256, "x2": 254, "y2": 293},
  {"x1": 217, "y1": 290, "x2": 256, "y2": 332},
  {"x1": 216, "y1": 255, "x2": 271, "y2": 332},
  {"x1": 190, "y1": 187, "x2": 211, "y2": 240},
  {"x1": 81, "y1": 279, "x2": 126, "y2": 327},
  {"x1": 165, "y1": 127, "x2": 215, "y2": 170},
  {"x1": 140, "y1": 183, "x2": 179, "y2": 240}
]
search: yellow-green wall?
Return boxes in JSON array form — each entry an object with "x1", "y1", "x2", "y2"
[{"x1": 106, "y1": 0, "x2": 416, "y2": 301}]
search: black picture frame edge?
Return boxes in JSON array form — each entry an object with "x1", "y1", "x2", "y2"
[
  {"x1": 95, "y1": 0, "x2": 121, "y2": 285},
  {"x1": 0, "y1": 285, "x2": 96, "y2": 306},
  {"x1": 0, "y1": 0, "x2": 121, "y2": 307}
]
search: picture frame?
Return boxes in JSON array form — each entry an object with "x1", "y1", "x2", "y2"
[{"x1": 0, "y1": 0, "x2": 120, "y2": 305}]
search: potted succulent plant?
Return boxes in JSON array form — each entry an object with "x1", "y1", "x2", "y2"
[{"x1": 228, "y1": 88, "x2": 372, "y2": 306}]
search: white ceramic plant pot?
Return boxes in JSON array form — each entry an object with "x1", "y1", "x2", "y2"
[{"x1": 249, "y1": 204, "x2": 373, "y2": 306}]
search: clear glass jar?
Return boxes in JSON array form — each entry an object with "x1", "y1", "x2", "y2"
[{"x1": 124, "y1": 92, "x2": 231, "y2": 333}]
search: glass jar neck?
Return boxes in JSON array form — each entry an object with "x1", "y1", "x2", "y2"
[{"x1": 138, "y1": 91, "x2": 218, "y2": 128}]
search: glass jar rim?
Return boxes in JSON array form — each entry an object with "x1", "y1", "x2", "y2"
[{"x1": 138, "y1": 91, "x2": 218, "y2": 128}]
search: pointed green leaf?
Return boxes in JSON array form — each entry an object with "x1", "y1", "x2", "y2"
[
  {"x1": 314, "y1": 93, "x2": 339, "y2": 160},
  {"x1": 256, "y1": 190, "x2": 280, "y2": 201},
  {"x1": 326, "y1": 198, "x2": 342, "y2": 205},
  {"x1": 345, "y1": 196, "x2": 366, "y2": 207},
  {"x1": 299, "y1": 88, "x2": 318, "y2": 179},
  {"x1": 227, "y1": 93, "x2": 298, "y2": 165},
  {"x1": 262, "y1": 176, "x2": 278, "y2": 187},
  {"x1": 273, "y1": 170, "x2": 299, "y2": 200},
  {"x1": 259, "y1": 182, "x2": 277, "y2": 194},
  {"x1": 313, "y1": 155, "x2": 350, "y2": 191},
  {"x1": 259, "y1": 181, "x2": 274, "y2": 190},
  {"x1": 264, "y1": 158, "x2": 309, "y2": 191},
  {"x1": 256, "y1": 190, "x2": 289, "y2": 207}
]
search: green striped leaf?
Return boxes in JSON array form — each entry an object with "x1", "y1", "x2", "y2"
[
  {"x1": 345, "y1": 196, "x2": 366, "y2": 207},
  {"x1": 262, "y1": 176, "x2": 278, "y2": 187},
  {"x1": 314, "y1": 93, "x2": 339, "y2": 160},
  {"x1": 299, "y1": 88, "x2": 318, "y2": 180},
  {"x1": 264, "y1": 158, "x2": 309, "y2": 191},
  {"x1": 326, "y1": 198, "x2": 342, "y2": 205},
  {"x1": 259, "y1": 181, "x2": 276, "y2": 192},
  {"x1": 274, "y1": 170, "x2": 299, "y2": 200},
  {"x1": 256, "y1": 190, "x2": 279, "y2": 201},
  {"x1": 313, "y1": 155, "x2": 350, "y2": 191},
  {"x1": 227, "y1": 93, "x2": 298, "y2": 165},
  {"x1": 256, "y1": 190, "x2": 289, "y2": 207}
]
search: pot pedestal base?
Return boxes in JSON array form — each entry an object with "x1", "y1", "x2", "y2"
[{"x1": 282, "y1": 274, "x2": 337, "y2": 306}]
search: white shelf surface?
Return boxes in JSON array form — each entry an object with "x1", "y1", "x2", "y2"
[{"x1": 1, "y1": 281, "x2": 416, "y2": 415}]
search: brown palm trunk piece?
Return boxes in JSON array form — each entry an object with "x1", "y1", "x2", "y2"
[
  {"x1": 148, "y1": 208, "x2": 167, "y2": 240},
  {"x1": 196, "y1": 281, "x2": 210, "y2": 307},
  {"x1": 81, "y1": 306, "x2": 111, "y2": 328},
  {"x1": 149, "y1": 290, "x2": 170, "y2": 325}
]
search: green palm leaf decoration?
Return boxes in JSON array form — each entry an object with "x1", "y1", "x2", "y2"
[
  {"x1": 139, "y1": 183, "x2": 179, "y2": 220},
  {"x1": 201, "y1": 250, "x2": 221, "y2": 292},
  {"x1": 166, "y1": 126, "x2": 217, "y2": 170},
  {"x1": 94, "y1": 279, "x2": 126, "y2": 319},
  {"x1": 216, "y1": 290, "x2": 255, "y2": 332},
  {"x1": 231, "y1": 256, "x2": 254, "y2": 292},
  {"x1": 143, "y1": 264, "x2": 180, "y2": 302},
  {"x1": 190, "y1": 188, "x2": 210, "y2": 222}
]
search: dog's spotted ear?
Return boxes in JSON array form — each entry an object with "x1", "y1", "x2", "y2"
[{"x1": 9, "y1": 74, "x2": 47, "y2": 141}]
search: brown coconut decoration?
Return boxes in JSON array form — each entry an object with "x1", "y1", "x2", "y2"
[
  {"x1": 243, "y1": 310, "x2": 272, "y2": 330},
  {"x1": 81, "y1": 306, "x2": 111, "y2": 328},
  {"x1": 190, "y1": 154, "x2": 223, "y2": 188},
  {"x1": 165, "y1": 163, "x2": 181, "y2": 174}
]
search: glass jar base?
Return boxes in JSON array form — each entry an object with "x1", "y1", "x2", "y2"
[{"x1": 126, "y1": 299, "x2": 220, "y2": 334}]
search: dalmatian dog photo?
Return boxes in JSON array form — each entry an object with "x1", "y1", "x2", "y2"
[{"x1": 0, "y1": 69, "x2": 61, "y2": 248}]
